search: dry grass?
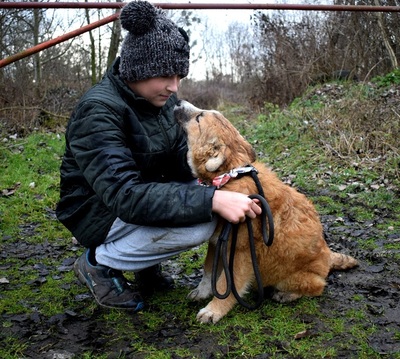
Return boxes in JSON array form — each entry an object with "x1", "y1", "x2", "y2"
[{"x1": 293, "y1": 82, "x2": 400, "y2": 178}]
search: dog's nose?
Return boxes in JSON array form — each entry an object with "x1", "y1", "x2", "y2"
[{"x1": 176, "y1": 100, "x2": 182, "y2": 107}]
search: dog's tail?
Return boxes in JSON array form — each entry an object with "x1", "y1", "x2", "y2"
[{"x1": 330, "y1": 252, "x2": 358, "y2": 271}]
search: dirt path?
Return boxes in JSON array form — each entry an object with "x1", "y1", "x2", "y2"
[{"x1": 1, "y1": 207, "x2": 399, "y2": 358}]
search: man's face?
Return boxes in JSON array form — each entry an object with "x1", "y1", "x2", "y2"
[{"x1": 127, "y1": 75, "x2": 181, "y2": 107}]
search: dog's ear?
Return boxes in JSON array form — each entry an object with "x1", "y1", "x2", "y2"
[
  {"x1": 237, "y1": 134, "x2": 256, "y2": 162},
  {"x1": 247, "y1": 144, "x2": 257, "y2": 162},
  {"x1": 205, "y1": 152, "x2": 225, "y2": 172}
]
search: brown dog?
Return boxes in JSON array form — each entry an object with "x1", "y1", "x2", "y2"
[{"x1": 174, "y1": 100, "x2": 358, "y2": 324}]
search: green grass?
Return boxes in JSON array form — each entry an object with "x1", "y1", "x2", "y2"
[{"x1": 1, "y1": 85, "x2": 400, "y2": 358}]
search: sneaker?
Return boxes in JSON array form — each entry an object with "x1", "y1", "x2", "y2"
[
  {"x1": 74, "y1": 249, "x2": 144, "y2": 311},
  {"x1": 135, "y1": 264, "x2": 174, "y2": 295}
]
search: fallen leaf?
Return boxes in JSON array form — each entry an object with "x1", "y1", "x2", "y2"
[
  {"x1": 1, "y1": 182, "x2": 21, "y2": 197},
  {"x1": 294, "y1": 329, "x2": 316, "y2": 339}
]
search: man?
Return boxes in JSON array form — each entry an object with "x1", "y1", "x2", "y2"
[{"x1": 56, "y1": 0, "x2": 261, "y2": 311}]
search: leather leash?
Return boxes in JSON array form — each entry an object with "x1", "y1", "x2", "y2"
[{"x1": 211, "y1": 167, "x2": 274, "y2": 310}]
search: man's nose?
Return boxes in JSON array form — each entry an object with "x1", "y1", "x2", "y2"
[{"x1": 167, "y1": 76, "x2": 180, "y2": 93}]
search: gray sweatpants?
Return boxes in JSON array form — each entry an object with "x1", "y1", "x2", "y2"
[{"x1": 95, "y1": 217, "x2": 218, "y2": 272}]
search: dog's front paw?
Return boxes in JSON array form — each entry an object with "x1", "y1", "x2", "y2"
[
  {"x1": 187, "y1": 282, "x2": 212, "y2": 301},
  {"x1": 272, "y1": 290, "x2": 302, "y2": 303},
  {"x1": 196, "y1": 307, "x2": 223, "y2": 324}
]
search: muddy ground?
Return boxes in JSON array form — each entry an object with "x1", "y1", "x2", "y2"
[{"x1": 1, "y1": 203, "x2": 399, "y2": 358}]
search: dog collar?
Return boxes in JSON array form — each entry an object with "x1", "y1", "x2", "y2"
[{"x1": 198, "y1": 165, "x2": 258, "y2": 189}]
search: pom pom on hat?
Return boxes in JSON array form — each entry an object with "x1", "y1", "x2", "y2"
[
  {"x1": 119, "y1": 1, "x2": 157, "y2": 35},
  {"x1": 119, "y1": 0, "x2": 190, "y2": 82}
]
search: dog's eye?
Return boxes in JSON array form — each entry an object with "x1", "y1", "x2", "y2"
[{"x1": 195, "y1": 112, "x2": 204, "y2": 123}]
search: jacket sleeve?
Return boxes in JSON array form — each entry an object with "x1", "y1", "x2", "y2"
[
  {"x1": 169, "y1": 126, "x2": 196, "y2": 181},
  {"x1": 67, "y1": 100, "x2": 216, "y2": 226}
]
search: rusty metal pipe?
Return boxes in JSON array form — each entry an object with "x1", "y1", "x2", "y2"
[
  {"x1": 0, "y1": 13, "x2": 119, "y2": 68},
  {"x1": 1, "y1": 2, "x2": 400, "y2": 68},
  {"x1": 0, "y1": 2, "x2": 399, "y2": 12}
]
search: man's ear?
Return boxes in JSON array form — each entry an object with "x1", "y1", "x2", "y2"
[{"x1": 205, "y1": 152, "x2": 225, "y2": 172}]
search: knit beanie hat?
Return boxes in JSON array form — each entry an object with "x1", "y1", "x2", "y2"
[{"x1": 119, "y1": 0, "x2": 190, "y2": 82}]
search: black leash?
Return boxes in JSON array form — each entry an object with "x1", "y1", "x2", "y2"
[{"x1": 211, "y1": 168, "x2": 274, "y2": 310}]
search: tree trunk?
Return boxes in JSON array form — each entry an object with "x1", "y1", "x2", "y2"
[
  {"x1": 107, "y1": 0, "x2": 123, "y2": 70},
  {"x1": 33, "y1": 0, "x2": 41, "y2": 96},
  {"x1": 374, "y1": 0, "x2": 398, "y2": 69},
  {"x1": 85, "y1": 1, "x2": 96, "y2": 85}
]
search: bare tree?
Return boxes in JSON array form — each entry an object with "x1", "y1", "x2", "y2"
[
  {"x1": 107, "y1": 0, "x2": 123, "y2": 69},
  {"x1": 85, "y1": 0, "x2": 97, "y2": 85},
  {"x1": 225, "y1": 22, "x2": 256, "y2": 83},
  {"x1": 373, "y1": 0, "x2": 398, "y2": 69},
  {"x1": 33, "y1": 1, "x2": 41, "y2": 92}
]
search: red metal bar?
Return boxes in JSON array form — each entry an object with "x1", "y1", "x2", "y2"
[
  {"x1": 1, "y1": 1, "x2": 400, "y2": 68},
  {"x1": 0, "y1": 13, "x2": 119, "y2": 68},
  {"x1": 0, "y1": 2, "x2": 399, "y2": 12}
]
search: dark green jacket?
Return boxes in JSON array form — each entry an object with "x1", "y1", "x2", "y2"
[{"x1": 56, "y1": 58, "x2": 216, "y2": 248}]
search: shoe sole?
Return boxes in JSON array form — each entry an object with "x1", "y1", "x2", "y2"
[{"x1": 74, "y1": 257, "x2": 144, "y2": 312}]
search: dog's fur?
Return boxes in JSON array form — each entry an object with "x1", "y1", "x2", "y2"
[{"x1": 174, "y1": 100, "x2": 358, "y2": 324}]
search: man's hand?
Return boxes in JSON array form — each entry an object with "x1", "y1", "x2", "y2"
[{"x1": 212, "y1": 190, "x2": 262, "y2": 224}]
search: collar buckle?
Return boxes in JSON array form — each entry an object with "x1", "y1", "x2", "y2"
[{"x1": 229, "y1": 165, "x2": 258, "y2": 178}]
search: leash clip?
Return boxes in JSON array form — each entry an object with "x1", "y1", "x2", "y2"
[{"x1": 229, "y1": 165, "x2": 258, "y2": 178}]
